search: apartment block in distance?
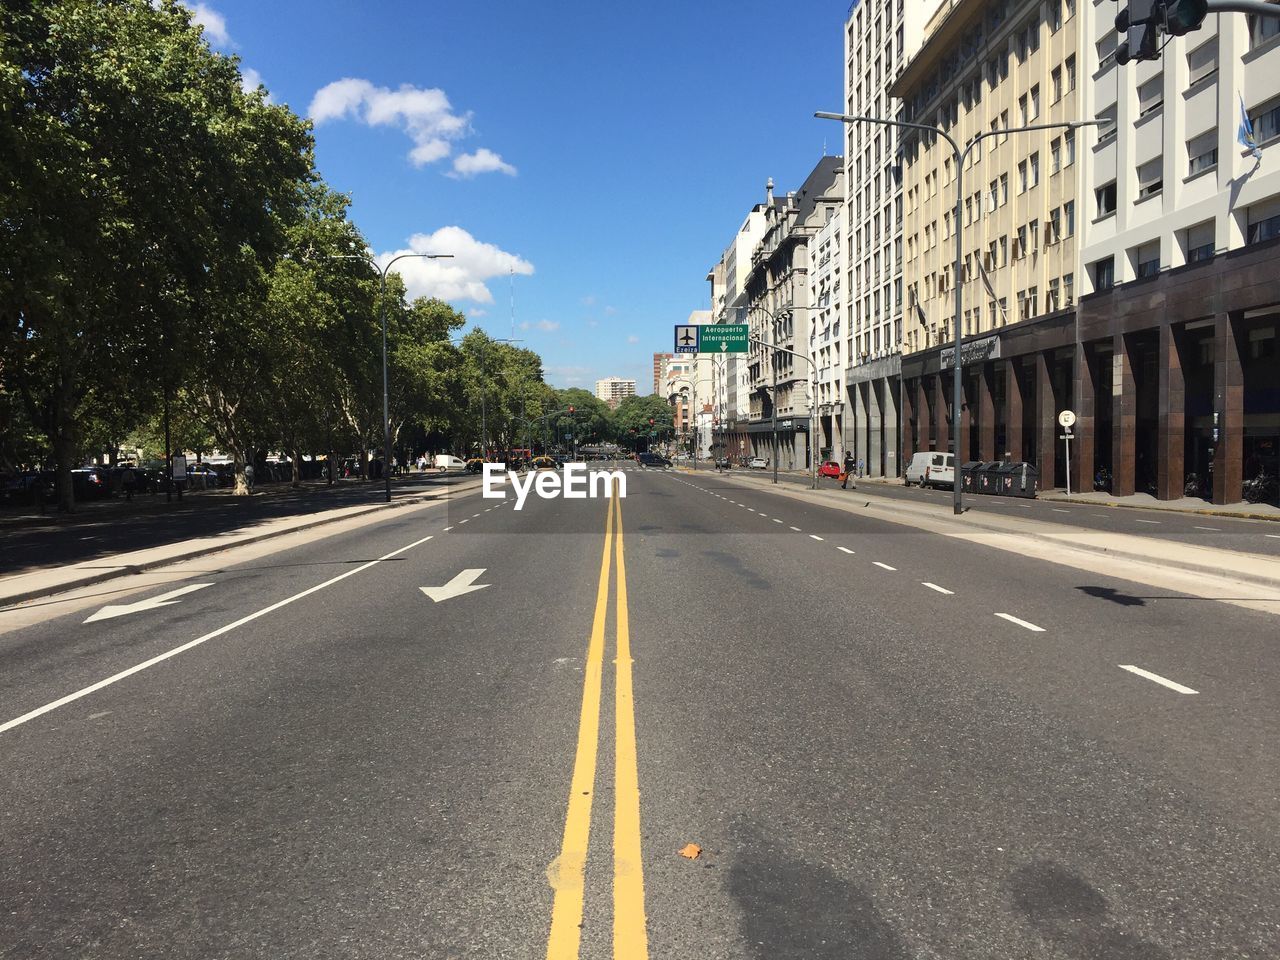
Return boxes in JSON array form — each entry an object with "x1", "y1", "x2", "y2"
[
  {"x1": 842, "y1": 0, "x2": 942, "y2": 478},
  {"x1": 594, "y1": 376, "x2": 636, "y2": 410},
  {"x1": 1076, "y1": 4, "x2": 1280, "y2": 504},
  {"x1": 892, "y1": 0, "x2": 1084, "y2": 489}
]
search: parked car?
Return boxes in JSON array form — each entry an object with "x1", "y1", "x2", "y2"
[
  {"x1": 905, "y1": 452, "x2": 956, "y2": 488},
  {"x1": 818, "y1": 460, "x2": 842, "y2": 478},
  {"x1": 185, "y1": 463, "x2": 222, "y2": 489},
  {"x1": 434, "y1": 454, "x2": 468, "y2": 471},
  {"x1": 71, "y1": 467, "x2": 112, "y2": 500},
  {"x1": 532, "y1": 456, "x2": 558, "y2": 471},
  {"x1": 747, "y1": 456, "x2": 769, "y2": 470}
]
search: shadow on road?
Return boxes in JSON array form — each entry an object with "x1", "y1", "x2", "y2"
[{"x1": 1010, "y1": 861, "x2": 1171, "y2": 959}]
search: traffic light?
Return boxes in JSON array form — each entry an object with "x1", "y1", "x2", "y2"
[
  {"x1": 1116, "y1": 0, "x2": 1161, "y2": 64},
  {"x1": 568, "y1": 405, "x2": 575, "y2": 414},
  {"x1": 1164, "y1": 0, "x2": 1208, "y2": 36},
  {"x1": 1116, "y1": 0, "x2": 1208, "y2": 64}
]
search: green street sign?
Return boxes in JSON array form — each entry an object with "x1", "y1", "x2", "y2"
[{"x1": 700, "y1": 323, "x2": 748, "y2": 353}]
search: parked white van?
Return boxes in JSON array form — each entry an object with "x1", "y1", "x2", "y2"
[
  {"x1": 904, "y1": 452, "x2": 955, "y2": 488},
  {"x1": 434, "y1": 454, "x2": 468, "y2": 471}
]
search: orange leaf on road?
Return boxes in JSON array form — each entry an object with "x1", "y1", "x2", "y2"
[{"x1": 679, "y1": 843, "x2": 702, "y2": 860}]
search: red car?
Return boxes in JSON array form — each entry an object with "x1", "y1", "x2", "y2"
[{"x1": 818, "y1": 460, "x2": 843, "y2": 478}]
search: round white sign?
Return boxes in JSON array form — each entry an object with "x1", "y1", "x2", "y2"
[{"x1": 1058, "y1": 409, "x2": 1077, "y2": 428}]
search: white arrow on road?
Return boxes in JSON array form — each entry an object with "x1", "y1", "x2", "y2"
[
  {"x1": 419, "y1": 569, "x2": 491, "y2": 603},
  {"x1": 84, "y1": 583, "x2": 215, "y2": 623}
]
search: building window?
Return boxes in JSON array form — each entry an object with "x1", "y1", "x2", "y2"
[
  {"x1": 1066, "y1": 55, "x2": 1076, "y2": 92},
  {"x1": 1188, "y1": 39, "x2": 1218, "y2": 86},
  {"x1": 1137, "y1": 158, "x2": 1163, "y2": 200},
  {"x1": 1047, "y1": 207, "x2": 1061, "y2": 244},
  {"x1": 1016, "y1": 224, "x2": 1028, "y2": 259},
  {"x1": 1064, "y1": 200, "x2": 1075, "y2": 237},
  {"x1": 1138, "y1": 76, "x2": 1163, "y2": 118},
  {"x1": 1187, "y1": 131, "x2": 1218, "y2": 177},
  {"x1": 1047, "y1": 278, "x2": 1060, "y2": 311},
  {"x1": 1050, "y1": 137, "x2": 1061, "y2": 173},
  {"x1": 1093, "y1": 257, "x2": 1114, "y2": 291},
  {"x1": 1097, "y1": 33, "x2": 1117, "y2": 71},
  {"x1": 1097, "y1": 105, "x2": 1117, "y2": 143},
  {"x1": 1065, "y1": 128, "x2": 1076, "y2": 166},
  {"x1": 1018, "y1": 159, "x2": 1028, "y2": 193},
  {"x1": 1250, "y1": 98, "x2": 1280, "y2": 144},
  {"x1": 1184, "y1": 220, "x2": 1214, "y2": 262},
  {"x1": 1247, "y1": 198, "x2": 1280, "y2": 243},
  {"x1": 1132, "y1": 241, "x2": 1160, "y2": 277},
  {"x1": 1029, "y1": 151, "x2": 1040, "y2": 188},
  {"x1": 1030, "y1": 84, "x2": 1040, "y2": 121},
  {"x1": 1051, "y1": 66, "x2": 1063, "y2": 104},
  {"x1": 1064, "y1": 272, "x2": 1075, "y2": 306},
  {"x1": 1018, "y1": 93, "x2": 1028, "y2": 126},
  {"x1": 1000, "y1": 173, "x2": 1009, "y2": 205},
  {"x1": 1096, "y1": 181, "x2": 1117, "y2": 218},
  {"x1": 1249, "y1": 9, "x2": 1280, "y2": 48}
]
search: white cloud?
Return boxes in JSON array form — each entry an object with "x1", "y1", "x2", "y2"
[
  {"x1": 604, "y1": 305, "x2": 618, "y2": 316},
  {"x1": 308, "y1": 78, "x2": 485, "y2": 169},
  {"x1": 187, "y1": 2, "x2": 230, "y2": 45},
  {"x1": 545, "y1": 365, "x2": 591, "y2": 387},
  {"x1": 375, "y1": 226, "x2": 533, "y2": 304},
  {"x1": 627, "y1": 335, "x2": 640, "y2": 344},
  {"x1": 449, "y1": 148, "x2": 517, "y2": 178},
  {"x1": 239, "y1": 67, "x2": 273, "y2": 102},
  {"x1": 518, "y1": 319, "x2": 558, "y2": 332},
  {"x1": 580, "y1": 295, "x2": 597, "y2": 307},
  {"x1": 468, "y1": 308, "x2": 488, "y2": 318}
]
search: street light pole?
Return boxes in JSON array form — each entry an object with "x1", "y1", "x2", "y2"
[
  {"x1": 320, "y1": 250, "x2": 454, "y2": 502},
  {"x1": 815, "y1": 112, "x2": 1103, "y2": 514}
]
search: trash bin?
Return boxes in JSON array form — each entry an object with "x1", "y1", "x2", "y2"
[
  {"x1": 976, "y1": 462, "x2": 1001, "y2": 496},
  {"x1": 996, "y1": 461, "x2": 1039, "y2": 498},
  {"x1": 961, "y1": 461, "x2": 983, "y2": 493}
]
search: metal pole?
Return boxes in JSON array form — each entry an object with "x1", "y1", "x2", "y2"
[
  {"x1": 772, "y1": 328, "x2": 778, "y2": 486},
  {"x1": 1065, "y1": 430, "x2": 1073, "y2": 498},
  {"x1": 380, "y1": 269, "x2": 392, "y2": 503},
  {"x1": 164, "y1": 389, "x2": 173, "y2": 503},
  {"x1": 952, "y1": 143, "x2": 968, "y2": 515},
  {"x1": 811, "y1": 370, "x2": 818, "y2": 490}
]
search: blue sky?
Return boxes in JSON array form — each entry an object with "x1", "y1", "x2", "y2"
[{"x1": 192, "y1": 1, "x2": 846, "y2": 391}]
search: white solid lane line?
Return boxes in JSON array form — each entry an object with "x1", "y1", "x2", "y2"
[
  {"x1": 873, "y1": 562, "x2": 896, "y2": 571},
  {"x1": 809, "y1": 534, "x2": 824, "y2": 541},
  {"x1": 0, "y1": 534, "x2": 437, "y2": 735},
  {"x1": 837, "y1": 546, "x2": 855, "y2": 555},
  {"x1": 1118, "y1": 664, "x2": 1199, "y2": 695},
  {"x1": 922, "y1": 582, "x2": 955, "y2": 595},
  {"x1": 995, "y1": 612, "x2": 1045, "y2": 632}
]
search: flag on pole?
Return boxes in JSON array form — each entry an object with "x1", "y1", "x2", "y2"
[{"x1": 1239, "y1": 94, "x2": 1263, "y2": 160}]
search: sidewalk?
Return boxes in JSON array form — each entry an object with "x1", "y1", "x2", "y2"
[
  {"x1": 1037, "y1": 488, "x2": 1280, "y2": 521},
  {"x1": 0, "y1": 478, "x2": 477, "y2": 609}
]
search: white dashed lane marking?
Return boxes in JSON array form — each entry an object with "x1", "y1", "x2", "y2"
[
  {"x1": 995, "y1": 612, "x2": 1044, "y2": 632},
  {"x1": 789, "y1": 526, "x2": 801, "y2": 532},
  {"x1": 1134, "y1": 519, "x2": 1161, "y2": 524},
  {"x1": 772, "y1": 519, "x2": 783, "y2": 524},
  {"x1": 837, "y1": 546, "x2": 855, "y2": 555},
  {"x1": 1118, "y1": 664, "x2": 1199, "y2": 695},
  {"x1": 921, "y1": 582, "x2": 954, "y2": 595},
  {"x1": 809, "y1": 534, "x2": 824, "y2": 541},
  {"x1": 873, "y1": 562, "x2": 896, "y2": 571},
  {"x1": 1194, "y1": 526, "x2": 1219, "y2": 531}
]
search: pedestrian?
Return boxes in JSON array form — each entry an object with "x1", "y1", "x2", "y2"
[
  {"x1": 857, "y1": 457, "x2": 865, "y2": 479},
  {"x1": 244, "y1": 462, "x2": 255, "y2": 493},
  {"x1": 122, "y1": 464, "x2": 136, "y2": 501},
  {"x1": 842, "y1": 450, "x2": 856, "y2": 490}
]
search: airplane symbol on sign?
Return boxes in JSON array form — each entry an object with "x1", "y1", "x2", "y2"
[{"x1": 679, "y1": 330, "x2": 696, "y2": 345}]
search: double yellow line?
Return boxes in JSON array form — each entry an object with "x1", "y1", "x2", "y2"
[{"x1": 546, "y1": 490, "x2": 648, "y2": 959}]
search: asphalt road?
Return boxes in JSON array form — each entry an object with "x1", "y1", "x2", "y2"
[
  {"x1": 1, "y1": 465, "x2": 1277, "y2": 958},
  {"x1": 692, "y1": 462, "x2": 1280, "y2": 558}
]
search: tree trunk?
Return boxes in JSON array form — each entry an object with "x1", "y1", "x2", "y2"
[
  {"x1": 233, "y1": 449, "x2": 249, "y2": 495},
  {"x1": 292, "y1": 449, "x2": 301, "y2": 487}
]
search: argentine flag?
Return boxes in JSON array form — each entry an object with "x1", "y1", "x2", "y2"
[{"x1": 1239, "y1": 94, "x2": 1263, "y2": 160}]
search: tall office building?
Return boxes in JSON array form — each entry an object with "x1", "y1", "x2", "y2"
[{"x1": 842, "y1": 0, "x2": 943, "y2": 478}]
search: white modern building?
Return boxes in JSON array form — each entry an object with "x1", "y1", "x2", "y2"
[
  {"x1": 842, "y1": 0, "x2": 943, "y2": 478},
  {"x1": 593, "y1": 376, "x2": 636, "y2": 409},
  {"x1": 810, "y1": 207, "x2": 844, "y2": 461}
]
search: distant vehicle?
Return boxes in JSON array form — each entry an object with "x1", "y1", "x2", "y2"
[
  {"x1": 185, "y1": 463, "x2": 222, "y2": 489},
  {"x1": 637, "y1": 452, "x2": 671, "y2": 469},
  {"x1": 905, "y1": 452, "x2": 955, "y2": 488},
  {"x1": 715, "y1": 457, "x2": 731, "y2": 469},
  {"x1": 532, "y1": 456, "x2": 557, "y2": 471},
  {"x1": 465, "y1": 458, "x2": 484, "y2": 474},
  {"x1": 747, "y1": 456, "x2": 768, "y2": 470},
  {"x1": 434, "y1": 454, "x2": 468, "y2": 472},
  {"x1": 71, "y1": 467, "x2": 111, "y2": 499},
  {"x1": 818, "y1": 460, "x2": 842, "y2": 478}
]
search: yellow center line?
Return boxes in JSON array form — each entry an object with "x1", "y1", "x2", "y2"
[
  {"x1": 612, "y1": 491, "x2": 649, "y2": 958},
  {"x1": 545, "y1": 494, "x2": 614, "y2": 959}
]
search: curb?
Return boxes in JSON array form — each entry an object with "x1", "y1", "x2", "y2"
[
  {"x1": 0, "y1": 483, "x2": 473, "y2": 610},
  {"x1": 1039, "y1": 494, "x2": 1280, "y2": 523}
]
